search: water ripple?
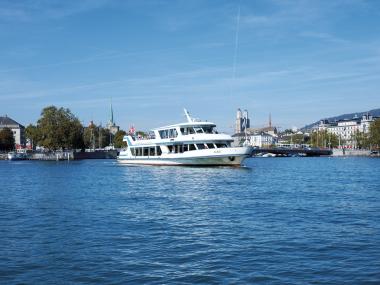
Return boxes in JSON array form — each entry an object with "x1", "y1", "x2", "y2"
[{"x1": 0, "y1": 158, "x2": 380, "y2": 284}]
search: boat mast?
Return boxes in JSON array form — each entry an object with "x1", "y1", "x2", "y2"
[{"x1": 184, "y1": 109, "x2": 193, "y2": 122}]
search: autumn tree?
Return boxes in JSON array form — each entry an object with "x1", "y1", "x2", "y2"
[
  {"x1": 353, "y1": 130, "x2": 370, "y2": 149},
  {"x1": 36, "y1": 106, "x2": 84, "y2": 150},
  {"x1": 310, "y1": 130, "x2": 339, "y2": 148},
  {"x1": 113, "y1": 130, "x2": 127, "y2": 148},
  {"x1": 25, "y1": 124, "x2": 40, "y2": 150},
  {"x1": 83, "y1": 124, "x2": 111, "y2": 149},
  {"x1": 0, "y1": 128, "x2": 15, "y2": 151},
  {"x1": 369, "y1": 118, "x2": 380, "y2": 149}
]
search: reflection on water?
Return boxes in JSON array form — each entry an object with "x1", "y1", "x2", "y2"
[{"x1": 0, "y1": 158, "x2": 380, "y2": 284}]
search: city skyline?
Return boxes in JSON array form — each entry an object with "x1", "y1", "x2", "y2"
[{"x1": 1, "y1": 0, "x2": 380, "y2": 132}]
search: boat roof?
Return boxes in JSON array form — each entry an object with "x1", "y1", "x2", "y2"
[{"x1": 152, "y1": 121, "x2": 216, "y2": 131}]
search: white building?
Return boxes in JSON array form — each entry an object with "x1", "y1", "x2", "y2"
[
  {"x1": 0, "y1": 115, "x2": 25, "y2": 148},
  {"x1": 232, "y1": 131, "x2": 276, "y2": 147},
  {"x1": 317, "y1": 113, "x2": 376, "y2": 148},
  {"x1": 249, "y1": 132, "x2": 275, "y2": 147}
]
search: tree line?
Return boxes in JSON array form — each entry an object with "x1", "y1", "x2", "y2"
[
  {"x1": 2, "y1": 106, "x2": 380, "y2": 151},
  {"x1": 261, "y1": 119, "x2": 380, "y2": 149},
  {"x1": 24, "y1": 106, "x2": 127, "y2": 151},
  {"x1": 309, "y1": 119, "x2": 380, "y2": 149}
]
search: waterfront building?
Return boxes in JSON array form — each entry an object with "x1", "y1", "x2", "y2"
[
  {"x1": 246, "y1": 113, "x2": 278, "y2": 136},
  {"x1": 248, "y1": 126, "x2": 278, "y2": 137},
  {"x1": 317, "y1": 113, "x2": 377, "y2": 148},
  {"x1": 232, "y1": 131, "x2": 276, "y2": 147},
  {"x1": 0, "y1": 115, "x2": 25, "y2": 148},
  {"x1": 250, "y1": 132, "x2": 275, "y2": 147},
  {"x1": 233, "y1": 112, "x2": 278, "y2": 147},
  {"x1": 235, "y1": 108, "x2": 250, "y2": 134}
]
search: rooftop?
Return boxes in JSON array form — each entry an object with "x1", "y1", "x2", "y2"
[{"x1": 0, "y1": 116, "x2": 24, "y2": 128}]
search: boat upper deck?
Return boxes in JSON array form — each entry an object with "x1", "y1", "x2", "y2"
[
  {"x1": 152, "y1": 121, "x2": 215, "y2": 131},
  {"x1": 123, "y1": 109, "x2": 233, "y2": 147}
]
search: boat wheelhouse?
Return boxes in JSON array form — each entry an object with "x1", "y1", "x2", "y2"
[{"x1": 117, "y1": 110, "x2": 252, "y2": 166}]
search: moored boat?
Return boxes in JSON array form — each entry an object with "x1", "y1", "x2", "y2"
[
  {"x1": 117, "y1": 109, "x2": 252, "y2": 166},
  {"x1": 7, "y1": 150, "x2": 28, "y2": 161}
]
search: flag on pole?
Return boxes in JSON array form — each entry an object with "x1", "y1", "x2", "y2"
[{"x1": 129, "y1": 125, "x2": 136, "y2": 135}]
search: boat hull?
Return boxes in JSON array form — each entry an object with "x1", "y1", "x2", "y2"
[
  {"x1": 117, "y1": 147, "x2": 252, "y2": 166},
  {"x1": 7, "y1": 152, "x2": 27, "y2": 161}
]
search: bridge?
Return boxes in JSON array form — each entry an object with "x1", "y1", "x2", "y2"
[{"x1": 251, "y1": 147, "x2": 332, "y2": 157}]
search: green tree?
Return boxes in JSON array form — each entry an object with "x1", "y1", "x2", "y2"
[
  {"x1": 283, "y1": 129, "x2": 294, "y2": 134},
  {"x1": 36, "y1": 106, "x2": 84, "y2": 150},
  {"x1": 136, "y1": 131, "x2": 148, "y2": 138},
  {"x1": 83, "y1": 125, "x2": 111, "y2": 149},
  {"x1": 98, "y1": 127, "x2": 111, "y2": 148},
  {"x1": 25, "y1": 124, "x2": 40, "y2": 150},
  {"x1": 83, "y1": 124, "x2": 97, "y2": 149},
  {"x1": 113, "y1": 130, "x2": 127, "y2": 148},
  {"x1": 0, "y1": 127, "x2": 15, "y2": 151},
  {"x1": 369, "y1": 118, "x2": 380, "y2": 149},
  {"x1": 310, "y1": 130, "x2": 339, "y2": 148},
  {"x1": 353, "y1": 130, "x2": 370, "y2": 149}
]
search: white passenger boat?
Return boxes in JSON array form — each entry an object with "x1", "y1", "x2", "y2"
[{"x1": 117, "y1": 110, "x2": 252, "y2": 166}]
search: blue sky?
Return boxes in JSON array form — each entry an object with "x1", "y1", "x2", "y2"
[{"x1": 1, "y1": 0, "x2": 380, "y2": 132}]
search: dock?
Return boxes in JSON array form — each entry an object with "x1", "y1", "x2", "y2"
[{"x1": 252, "y1": 147, "x2": 332, "y2": 157}]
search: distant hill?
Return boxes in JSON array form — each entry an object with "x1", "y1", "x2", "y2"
[{"x1": 302, "y1": 108, "x2": 380, "y2": 131}]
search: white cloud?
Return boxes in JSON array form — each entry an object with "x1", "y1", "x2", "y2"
[{"x1": 0, "y1": 0, "x2": 109, "y2": 22}]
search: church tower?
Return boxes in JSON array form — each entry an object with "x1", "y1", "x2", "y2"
[
  {"x1": 106, "y1": 100, "x2": 120, "y2": 135},
  {"x1": 235, "y1": 108, "x2": 242, "y2": 133},
  {"x1": 235, "y1": 108, "x2": 250, "y2": 133}
]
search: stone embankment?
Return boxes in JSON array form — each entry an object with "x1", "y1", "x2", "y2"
[
  {"x1": 332, "y1": 149, "x2": 378, "y2": 157},
  {"x1": 0, "y1": 150, "x2": 118, "y2": 160}
]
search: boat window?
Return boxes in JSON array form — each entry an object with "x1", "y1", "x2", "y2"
[
  {"x1": 193, "y1": 127, "x2": 204, "y2": 134},
  {"x1": 168, "y1": 145, "x2": 173, "y2": 153},
  {"x1": 169, "y1": 128, "x2": 178, "y2": 138},
  {"x1": 173, "y1": 144, "x2": 184, "y2": 153},
  {"x1": 131, "y1": 148, "x2": 136, "y2": 156},
  {"x1": 148, "y1": 132, "x2": 156, "y2": 139},
  {"x1": 143, "y1": 148, "x2": 149, "y2": 156},
  {"x1": 196, "y1": 144, "x2": 206, "y2": 150},
  {"x1": 180, "y1": 128, "x2": 188, "y2": 135},
  {"x1": 159, "y1": 130, "x2": 167, "y2": 139},
  {"x1": 149, "y1": 147, "x2": 155, "y2": 156},
  {"x1": 203, "y1": 126, "x2": 215, "y2": 134},
  {"x1": 206, "y1": 143, "x2": 215, "y2": 149},
  {"x1": 188, "y1": 128, "x2": 195, "y2": 134},
  {"x1": 156, "y1": 146, "x2": 162, "y2": 156},
  {"x1": 189, "y1": 144, "x2": 196, "y2": 151},
  {"x1": 216, "y1": 143, "x2": 228, "y2": 148}
]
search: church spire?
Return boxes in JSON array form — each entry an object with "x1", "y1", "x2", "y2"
[
  {"x1": 110, "y1": 99, "x2": 114, "y2": 124},
  {"x1": 269, "y1": 113, "x2": 272, "y2": 128}
]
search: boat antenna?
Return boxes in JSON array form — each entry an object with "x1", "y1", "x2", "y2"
[{"x1": 184, "y1": 108, "x2": 193, "y2": 122}]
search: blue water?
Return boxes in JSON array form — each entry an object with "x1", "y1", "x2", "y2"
[{"x1": 1, "y1": 157, "x2": 380, "y2": 284}]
